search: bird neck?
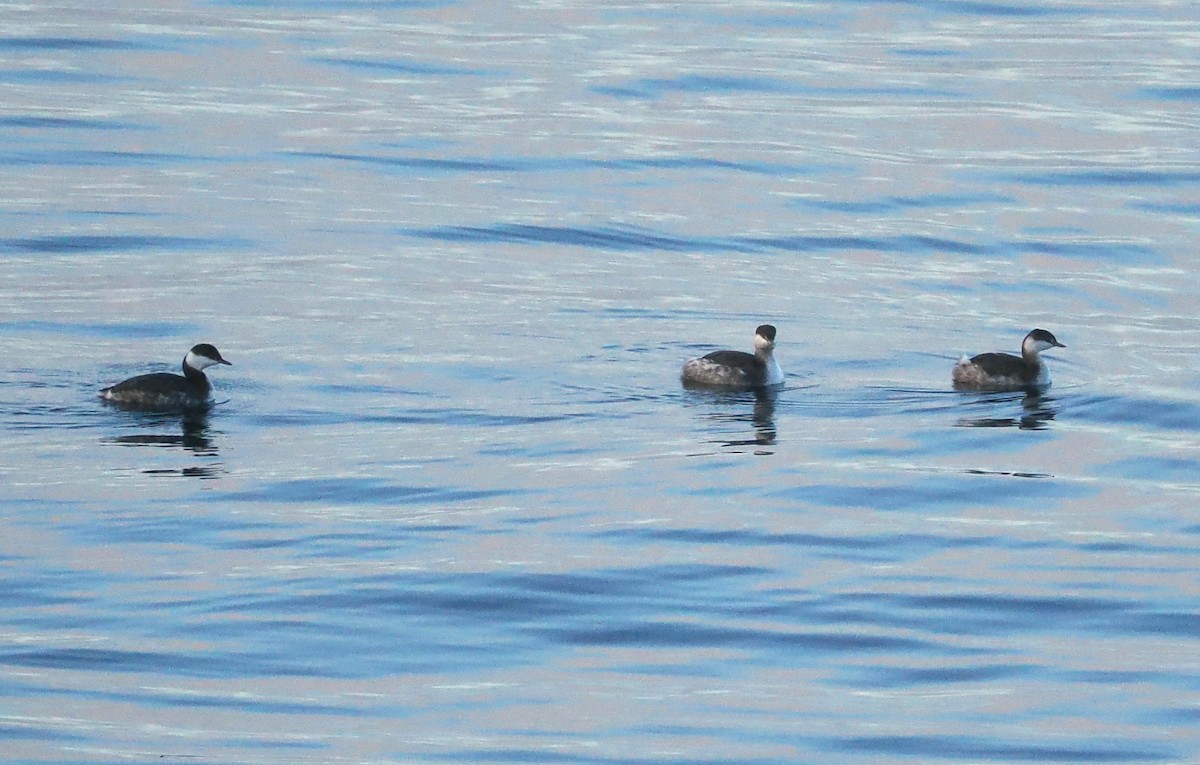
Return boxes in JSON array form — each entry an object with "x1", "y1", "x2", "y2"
[{"x1": 182, "y1": 362, "x2": 211, "y2": 389}]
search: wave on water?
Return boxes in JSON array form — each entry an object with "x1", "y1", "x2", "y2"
[{"x1": 1, "y1": 235, "x2": 248, "y2": 253}]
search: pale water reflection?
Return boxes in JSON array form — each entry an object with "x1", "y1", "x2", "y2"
[{"x1": 1, "y1": 0, "x2": 1199, "y2": 763}]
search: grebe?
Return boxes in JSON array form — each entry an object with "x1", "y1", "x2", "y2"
[
  {"x1": 100, "y1": 343, "x2": 232, "y2": 409},
  {"x1": 682, "y1": 324, "x2": 784, "y2": 389},
  {"x1": 952, "y1": 329, "x2": 1064, "y2": 391}
]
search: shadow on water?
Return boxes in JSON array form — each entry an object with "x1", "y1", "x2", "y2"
[
  {"x1": 101, "y1": 405, "x2": 224, "y2": 479},
  {"x1": 953, "y1": 390, "x2": 1059, "y2": 431},
  {"x1": 683, "y1": 386, "x2": 778, "y2": 453}
]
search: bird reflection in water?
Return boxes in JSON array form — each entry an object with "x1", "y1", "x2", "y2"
[
  {"x1": 955, "y1": 391, "x2": 1057, "y2": 431},
  {"x1": 686, "y1": 387, "x2": 778, "y2": 453},
  {"x1": 104, "y1": 410, "x2": 224, "y2": 478}
]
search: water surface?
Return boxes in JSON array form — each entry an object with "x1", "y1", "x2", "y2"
[{"x1": 2, "y1": 0, "x2": 1199, "y2": 762}]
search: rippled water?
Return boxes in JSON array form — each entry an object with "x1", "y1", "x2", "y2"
[{"x1": 2, "y1": 0, "x2": 1199, "y2": 762}]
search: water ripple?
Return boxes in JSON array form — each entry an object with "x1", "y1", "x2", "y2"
[
  {"x1": 827, "y1": 734, "x2": 1170, "y2": 761},
  {"x1": 405, "y1": 223, "x2": 992, "y2": 257},
  {"x1": 0, "y1": 115, "x2": 139, "y2": 130},
  {"x1": 411, "y1": 223, "x2": 744, "y2": 252},
  {"x1": 216, "y1": 477, "x2": 512, "y2": 506},
  {"x1": 1002, "y1": 169, "x2": 1200, "y2": 187},
  {"x1": 2, "y1": 235, "x2": 245, "y2": 254},
  {"x1": 0, "y1": 149, "x2": 208, "y2": 167},
  {"x1": 0, "y1": 36, "x2": 145, "y2": 51},
  {"x1": 313, "y1": 56, "x2": 488, "y2": 77},
  {"x1": 3, "y1": 0, "x2": 1199, "y2": 760}
]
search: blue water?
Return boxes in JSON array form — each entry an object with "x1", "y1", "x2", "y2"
[{"x1": 2, "y1": 1, "x2": 1199, "y2": 763}]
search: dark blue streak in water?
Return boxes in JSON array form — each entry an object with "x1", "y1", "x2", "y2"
[
  {"x1": 289, "y1": 150, "x2": 522, "y2": 172},
  {"x1": 535, "y1": 621, "x2": 929, "y2": 652},
  {"x1": 214, "y1": 477, "x2": 510, "y2": 505},
  {"x1": 904, "y1": 592, "x2": 1116, "y2": 617},
  {"x1": 0, "y1": 571, "x2": 89, "y2": 609},
  {"x1": 0, "y1": 319, "x2": 191, "y2": 337},
  {"x1": 1130, "y1": 201, "x2": 1200, "y2": 215},
  {"x1": 412, "y1": 223, "x2": 747, "y2": 253},
  {"x1": 1003, "y1": 169, "x2": 1200, "y2": 187},
  {"x1": 292, "y1": 150, "x2": 798, "y2": 177},
  {"x1": 431, "y1": 748, "x2": 778, "y2": 765},
  {"x1": 43, "y1": 683, "x2": 360, "y2": 717},
  {"x1": 286, "y1": 565, "x2": 772, "y2": 625},
  {"x1": 1, "y1": 235, "x2": 246, "y2": 254},
  {"x1": 601, "y1": 156, "x2": 803, "y2": 176},
  {"x1": 218, "y1": 0, "x2": 450, "y2": 10},
  {"x1": 891, "y1": 46, "x2": 965, "y2": 58},
  {"x1": 0, "y1": 37, "x2": 141, "y2": 51},
  {"x1": 594, "y1": 527, "x2": 997, "y2": 557},
  {"x1": 593, "y1": 76, "x2": 961, "y2": 101},
  {"x1": 485, "y1": 567, "x2": 938, "y2": 653},
  {"x1": 749, "y1": 233, "x2": 894, "y2": 253},
  {"x1": 407, "y1": 223, "x2": 989, "y2": 257},
  {"x1": 0, "y1": 149, "x2": 202, "y2": 167},
  {"x1": 1072, "y1": 394, "x2": 1200, "y2": 432},
  {"x1": 793, "y1": 192, "x2": 1013, "y2": 214},
  {"x1": 752, "y1": 233, "x2": 988, "y2": 255},
  {"x1": 777, "y1": 474, "x2": 1080, "y2": 512},
  {"x1": 593, "y1": 74, "x2": 791, "y2": 99},
  {"x1": 0, "y1": 69, "x2": 130, "y2": 85},
  {"x1": 365, "y1": 408, "x2": 574, "y2": 428},
  {"x1": 843, "y1": 0, "x2": 1078, "y2": 16},
  {"x1": 1101, "y1": 456, "x2": 1200, "y2": 484},
  {"x1": 1138, "y1": 86, "x2": 1200, "y2": 102},
  {"x1": 3, "y1": 634, "x2": 351, "y2": 679},
  {"x1": 0, "y1": 722, "x2": 83, "y2": 743},
  {"x1": 828, "y1": 734, "x2": 1170, "y2": 762},
  {"x1": 424, "y1": 750, "x2": 605, "y2": 764},
  {"x1": 1014, "y1": 239, "x2": 1158, "y2": 263},
  {"x1": 1, "y1": 647, "x2": 224, "y2": 677},
  {"x1": 85, "y1": 512, "x2": 284, "y2": 547},
  {"x1": 852, "y1": 661, "x2": 1031, "y2": 687},
  {"x1": 251, "y1": 407, "x2": 574, "y2": 429},
  {"x1": 860, "y1": 592, "x2": 1200, "y2": 640},
  {"x1": 0, "y1": 115, "x2": 135, "y2": 130},
  {"x1": 313, "y1": 56, "x2": 487, "y2": 77}
]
